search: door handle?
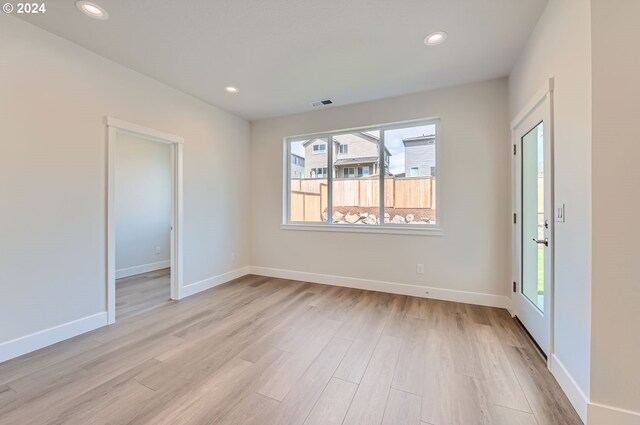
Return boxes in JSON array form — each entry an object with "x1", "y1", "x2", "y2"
[{"x1": 533, "y1": 238, "x2": 549, "y2": 247}]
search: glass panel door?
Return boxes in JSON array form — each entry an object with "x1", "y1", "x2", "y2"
[{"x1": 521, "y1": 122, "x2": 545, "y2": 311}]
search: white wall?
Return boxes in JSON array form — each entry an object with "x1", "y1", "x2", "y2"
[
  {"x1": 0, "y1": 15, "x2": 250, "y2": 350},
  {"x1": 509, "y1": 0, "x2": 592, "y2": 419},
  {"x1": 250, "y1": 78, "x2": 511, "y2": 305},
  {"x1": 590, "y1": 0, "x2": 640, "y2": 421},
  {"x1": 115, "y1": 133, "x2": 171, "y2": 278}
]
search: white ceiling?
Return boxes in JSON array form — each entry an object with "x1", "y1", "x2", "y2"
[{"x1": 19, "y1": 0, "x2": 548, "y2": 120}]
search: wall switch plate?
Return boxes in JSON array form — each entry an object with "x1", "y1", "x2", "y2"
[
  {"x1": 416, "y1": 264, "x2": 424, "y2": 274},
  {"x1": 155, "y1": 246, "x2": 161, "y2": 254},
  {"x1": 556, "y1": 204, "x2": 566, "y2": 222}
]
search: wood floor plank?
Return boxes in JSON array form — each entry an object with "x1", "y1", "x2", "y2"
[
  {"x1": 473, "y1": 323, "x2": 531, "y2": 413},
  {"x1": 0, "y1": 385, "x2": 16, "y2": 410},
  {"x1": 489, "y1": 405, "x2": 539, "y2": 425},
  {"x1": 334, "y1": 294, "x2": 393, "y2": 383},
  {"x1": 342, "y1": 334, "x2": 401, "y2": 425},
  {"x1": 390, "y1": 317, "x2": 427, "y2": 396},
  {"x1": 381, "y1": 388, "x2": 422, "y2": 425},
  {"x1": 303, "y1": 377, "x2": 358, "y2": 425},
  {"x1": 505, "y1": 346, "x2": 582, "y2": 425},
  {"x1": 258, "y1": 319, "x2": 343, "y2": 401},
  {"x1": 274, "y1": 337, "x2": 353, "y2": 425}
]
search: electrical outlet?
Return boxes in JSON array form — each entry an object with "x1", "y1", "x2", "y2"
[
  {"x1": 416, "y1": 263, "x2": 424, "y2": 274},
  {"x1": 155, "y1": 246, "x2": 161, "y2": 255}
]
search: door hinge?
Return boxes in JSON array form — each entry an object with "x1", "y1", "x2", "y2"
[
  {"x1": 513, "y1": 213, "x2": 517, "y2": 224},
  {"x1": 513, "y1": 281, "x2": 517, "y2": 292},
  {"x1": 513, "y1": 144, "x2": 516, "y2": 155}
]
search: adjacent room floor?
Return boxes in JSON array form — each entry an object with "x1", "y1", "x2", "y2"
[
  {"x1": 0, "y1": 275, "x2": 581, "y2": 425},
  {"x1": 116, "y1": 268, "x2": 171, "y2": 321}
]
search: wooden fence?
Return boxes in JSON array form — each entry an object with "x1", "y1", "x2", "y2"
[{"x1": 290, "y1": 176, "x2": 435, "y2": 221}]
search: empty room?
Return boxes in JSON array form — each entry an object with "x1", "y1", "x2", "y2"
[{"x1": 0, "y1": 1, "x2": 638, "y2": 425}]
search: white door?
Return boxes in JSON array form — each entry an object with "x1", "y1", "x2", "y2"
[{"x1": 513, "y1": 93, "x2": 553, "y2": 356}]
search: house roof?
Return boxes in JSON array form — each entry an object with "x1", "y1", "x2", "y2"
[
  {"x1": 334, "y1": 156, "x2": 379, "y2": 166},
  {"x1": 402, "y1": 134, "x2": 435, "y2": 145}
]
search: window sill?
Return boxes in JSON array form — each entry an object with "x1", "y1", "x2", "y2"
[{"x1": 281, "y1": 223, "x2": 443, "y2": 236}]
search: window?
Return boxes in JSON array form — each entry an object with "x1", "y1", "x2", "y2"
[
  {"x1": 311, "y1": 167, "x2": 328, "y2": 178},
  {"x1": 343, "y1": 167, "x2": 355, "y2": 178},
  {"x1": 312, "y1": 143, "x2": 326, "y2": 154},
  {"x1": 286, "y1": 119, "x2": 438, "y2": 229},
  {"x1": 357, "y1": 166, "x2": 370, "y2": 177}
]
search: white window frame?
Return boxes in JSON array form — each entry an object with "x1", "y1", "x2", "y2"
[
  {"x1": 313, "y1": 143, "x2": 326, "y2": 154},
  {"x1": 339, "y1": 144, "x2": 348, "y2": 154},
  {"x1": 343, "y1": 167, "x2": 355, "y2": 178},
  {"x1": 283, "y1": 118, "x2": 442, "y2": 236},
  {"x1": 410, "y1": 167, "x2": 419, "y2": 177}
]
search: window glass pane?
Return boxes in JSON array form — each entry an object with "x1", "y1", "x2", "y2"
[
  {"x1": 383, "y1": 124, "x2": 436, "y2": 225},
  {"x1": 289, "y1": 138, "x2": 328, "y2": 222},
  {"x1": 331, "y1": 132, "x2": 380, "y2": 225}
]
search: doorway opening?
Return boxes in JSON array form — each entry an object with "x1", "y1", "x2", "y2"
[{"x1": 106, "y1": 118, "x2": 184, "y2": 324}]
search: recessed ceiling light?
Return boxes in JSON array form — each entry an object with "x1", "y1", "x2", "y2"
[
  {"x1": 225, "y1": 86, "x2": 240, "y2": 94},
  {"x1": 76, "y1": 1, "x2": 108, "y2": 20},
  {"x1": 424, "y1": 31, "x2": 447, "y2": 46}
]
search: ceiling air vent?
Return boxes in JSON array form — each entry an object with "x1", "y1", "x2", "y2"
[{"x1": 311, "y1": 99, "x2": 333, "y2": 107}]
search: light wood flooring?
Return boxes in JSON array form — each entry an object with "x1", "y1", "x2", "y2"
[
  {"x1": 115, "y1": 268, "x2": 171, "y2": 320},
  {"x1": 0, "y1": 274, "x2": 582, "y2": 425}
]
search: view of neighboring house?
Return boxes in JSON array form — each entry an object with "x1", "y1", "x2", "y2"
[
  {"x1": 302, "y1": 133, "x2": 391, "y2": 178},
  {"x1": 291, "y1": 153, "x2": 305, "y2": 178},
  {"x1": 403, "y1": 134, "x2": 436, "y2": 177}
]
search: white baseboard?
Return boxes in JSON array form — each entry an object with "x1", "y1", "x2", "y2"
[
  {"x1": 550, "y1": 354, "x2": 588, "y2": 423},
  {"x1": 249, "y1": 266, "x2": 511, "y2": 309},
  {"x1": 180, "y1": 266, "x2": 251, "y2": 298},
  {"x1": 588, "y1": 402, "x2": 640, "y2": 425},
  {"x1": 0, "y1": 312, "x2": 108, "y2": 364},
  {"x1": 116, "y1": 260, "x2": 171, "y2": 279}
]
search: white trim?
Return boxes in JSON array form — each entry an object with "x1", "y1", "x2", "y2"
[
  {"x1": 588, "y1": 402, "x2": 640, "y2": 425},
  {"x1": 511, "y1": 78, "x2": 554, "y2": 357},
  {"x1": 105, "y1": 117, "x2": 184, "y2": 145},
  {"x1": 0, "y1": 313, "x2": 108, "y2": 364},
  {"x1": 250, "y1": 266, "x2": 510, "y2": 309},
  {"x1": 180, "y1": 267, "x2": 251, "y2": 298},
  {"x1": 106, "y1": 117, "x2": 184, "y2": 324},
  {"x1": 511, "y1": 78, "x2": 554, "y2": 130},
  {"x1": 283, "y1": 117, "x2": 441, "y2": 231},
  {"x1": 115, "y1": 260, "x2": 171, "y2": 279},
  {"x1": 550, "y1": 354, "x2": 588, "y2": 423},
  {"x1": 281, "y1": 223, "x2": 443, "y2": 236}
]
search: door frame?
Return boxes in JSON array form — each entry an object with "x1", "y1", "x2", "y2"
[
  {"x1": 106, "y1": 117, "x2": 184, "y2": 324},
  {"x1": 511, "y1": 78, "x2": 555, "y2": 361}
]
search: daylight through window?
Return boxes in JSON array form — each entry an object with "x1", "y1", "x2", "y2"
[{"x1": 286, "y1": 120, "x2": 438, "y2": 227}]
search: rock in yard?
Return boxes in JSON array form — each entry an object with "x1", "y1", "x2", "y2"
[
  {"x1": 322, "y1": 211, "x2": 328, "y2": 222},
  {"x1": 391, "y1": 215, "x2": 405, "y2": 224},
  {"x1": 332, "y1": 211, "x2": 344, "y2": 221},
  {"x1": 384, "y1": 212, "x2": 390, "y2": 219},
  {"x1": 359, "y1": 212, "x2": 369, "y2": 218},
  {"x1": 405, "y1": 214, "x2": 414, "y2": 223},
  {"x1": 345, "y1": 213, "x2": 360, "y2": 224},
  {"x1": 363, "y1": 214, "x2": 377, "y2": 225}
]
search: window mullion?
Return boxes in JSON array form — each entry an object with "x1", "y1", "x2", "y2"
[
  {"x1": 327, "y1": 136, "x2": 333, "y2": 224},
  {"x1": 379, "y1": 130, "x2": 385, "y2": 226}
]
